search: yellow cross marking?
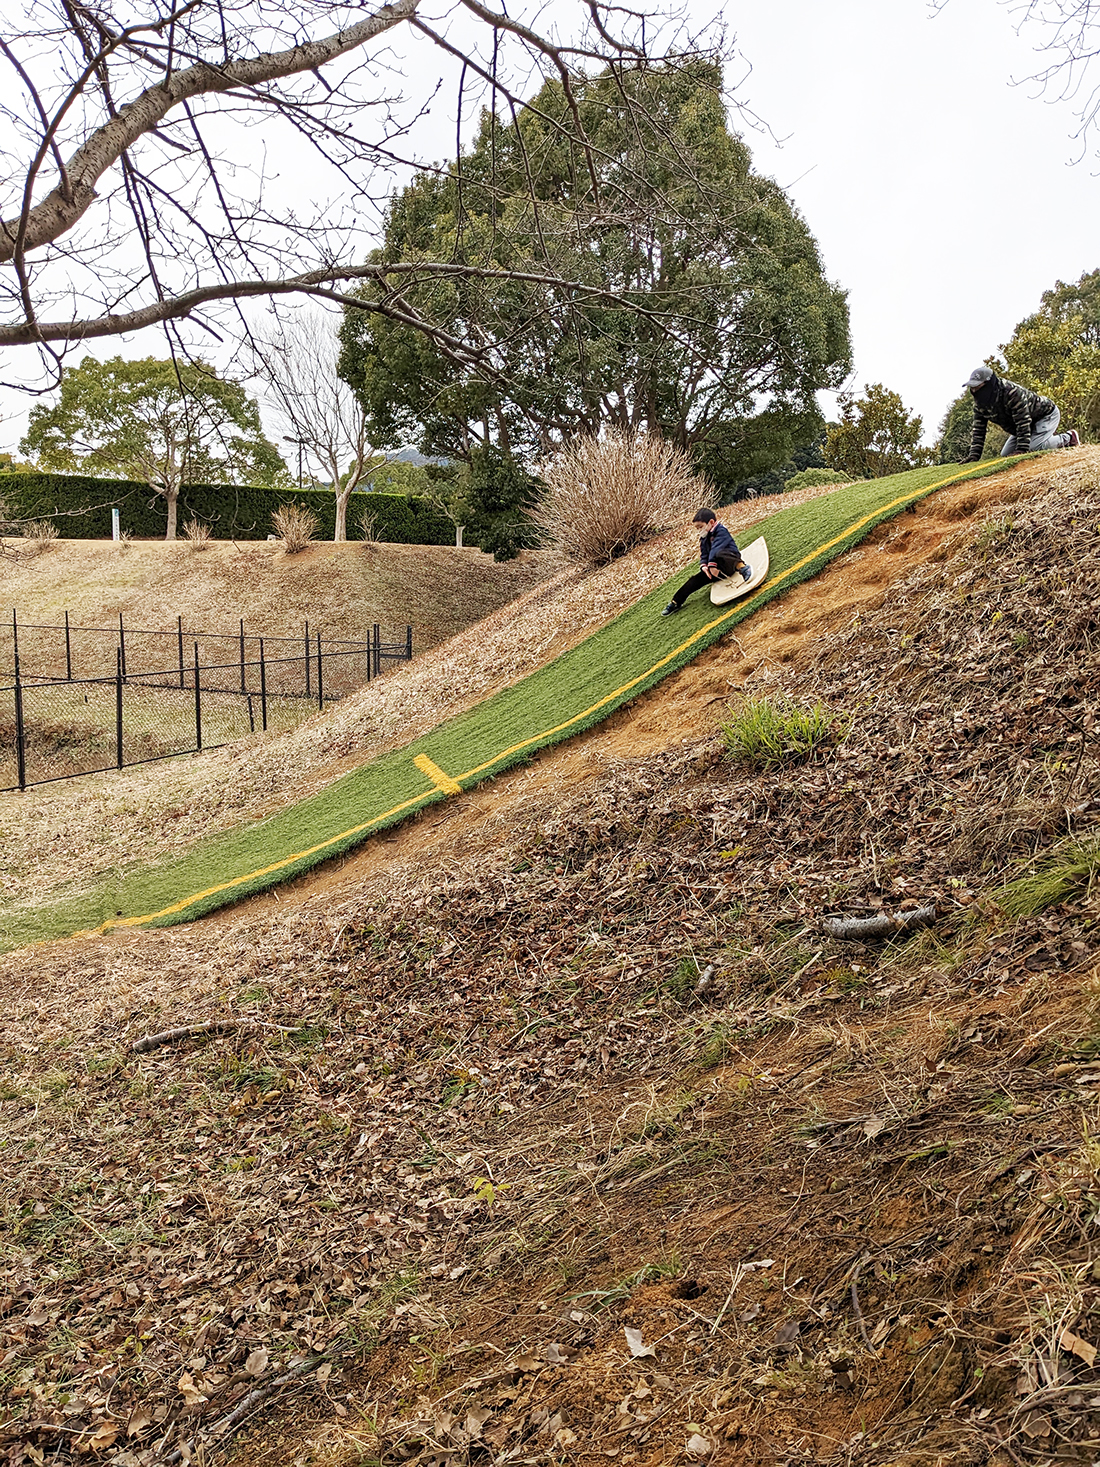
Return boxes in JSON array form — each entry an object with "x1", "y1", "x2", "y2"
[{"x1": 413, "y1": 753, "x2": 463, "y2": 796}]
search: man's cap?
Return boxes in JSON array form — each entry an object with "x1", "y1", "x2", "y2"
[
  {"x1": 963, "y1": 366, "x2": 995, "y2": 390},
  {"x1": 692, "y1": 507, "x2": 717, "y2": 523}
]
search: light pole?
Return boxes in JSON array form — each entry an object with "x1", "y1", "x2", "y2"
[{"x1": 283, "y1": 435, "x2": 307, "y2": 492}]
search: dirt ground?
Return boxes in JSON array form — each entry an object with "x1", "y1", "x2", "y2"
[{"x1": 3, "y1": 450, "x2": 1099, "y2": 1467}]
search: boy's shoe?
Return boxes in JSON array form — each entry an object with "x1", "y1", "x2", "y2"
[
  {"x1": 1066, "y1": 429, "x2": 1081, "y2": 448},
  {"x1": 740, "y1": 564, "x2": 752, "y2": 582},
  {"x1": 661, "y1": 602, "x2": 680, "y2": 616}
]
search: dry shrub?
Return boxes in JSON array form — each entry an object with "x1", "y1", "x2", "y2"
[
  {"x1": 181, "y1": 517, "x2": 213, "y2": 548},
  {"x1": 533, "y1": 429, "x2": 703, "y2": 565},
  {"x1": 25, "y1": 518, "x2": 60, "y2": 546},
  {"x1": 271, "y1": 502, "x2": 318, "y2": 553},
  {"x1": 358, "y1": 506, "x2": 380, "y2": 542}
]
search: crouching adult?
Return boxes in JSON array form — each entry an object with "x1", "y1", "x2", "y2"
[{"x1": 963, "y1": 365, "x2": 1079, "y2": 460}]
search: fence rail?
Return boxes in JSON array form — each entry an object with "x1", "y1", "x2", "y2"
[{"x1": 1, "y1": 610, "x2": 413, "y2": 793}]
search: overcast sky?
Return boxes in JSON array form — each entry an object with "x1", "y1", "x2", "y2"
[
  {"x1": 726, "y1": 0, "x2": 1098, "y2": 441},
  {"x1": 1, "y1": 0, "x2": 1096, "y2": 456}
]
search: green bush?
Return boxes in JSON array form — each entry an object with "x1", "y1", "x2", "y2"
[
  {"x1": 784, "y1": 467, "x2": 851, "y2": 491},
  {"x1": 2, "y1": 471, "x2": 458, "y2": 545},
  {"x1": 719, "y1": 694, "x2": 847, "y2": 769}
]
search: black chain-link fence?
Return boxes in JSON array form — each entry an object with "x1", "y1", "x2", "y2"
[{"x1": 1, "y1": 613, "x2": 412, "y2": 792}]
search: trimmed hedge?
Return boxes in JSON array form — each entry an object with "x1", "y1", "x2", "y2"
[{"x1": 1, "y1": 471, "x2": 458, "y2": 545}]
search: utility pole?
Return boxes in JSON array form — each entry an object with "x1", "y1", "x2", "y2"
[{"x1": 283, "y1": 435, "x2": 307, "y2": 492}]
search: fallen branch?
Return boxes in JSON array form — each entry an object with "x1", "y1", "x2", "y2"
[
  {"x1": 822, "y1": 905, "x2": 937, "y2": 941},
  {"x1": 163, "y1": 1351, "x2": 333, "y2": 1466},
  {"x1": 130, "y1": 1020, "x2": 244, "y2": 1053}
]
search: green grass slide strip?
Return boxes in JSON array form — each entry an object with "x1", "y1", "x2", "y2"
[{"x1": 5, "y1": 457, "x2": 1017, "y2": 949}]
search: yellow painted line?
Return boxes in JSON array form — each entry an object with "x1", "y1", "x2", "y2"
[
  {"x1": 76, "y1": 785, "x2": 442, "y2": 937},
  {"x1": 78, "y1": 460, "x2": 1000, "y2": 937},
  {"x1": 413, "y1": 753, "x2": 464, "y2": 796}
]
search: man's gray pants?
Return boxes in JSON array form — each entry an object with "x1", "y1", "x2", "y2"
[{"x1": 1001, "y1": 408, "x2": 1070, "y2": 454}]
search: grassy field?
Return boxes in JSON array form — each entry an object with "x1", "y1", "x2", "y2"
[{"x1": 2, "y1": 458, "x2": 1021, "y2": 950}]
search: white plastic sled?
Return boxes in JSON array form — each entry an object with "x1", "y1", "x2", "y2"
[{"x1": 709, "y1": 536, "x2": 769, "y2": 604}]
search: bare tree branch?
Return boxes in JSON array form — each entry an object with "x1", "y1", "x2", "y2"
[{"x1": 0, "y1": 0, "x2": 723, "y2": 374}]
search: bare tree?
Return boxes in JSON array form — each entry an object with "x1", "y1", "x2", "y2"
[
  {"x1": 0, "y1": 0, "x2": 724, "y2": 383},
  {"x1": 249, "y1": 310, "x2": 379, "y2": 541},
  {"x1": 932, "y1": 0, "x2": 1100, "y2": 153}
]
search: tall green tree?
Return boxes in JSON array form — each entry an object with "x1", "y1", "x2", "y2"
[
  {"x1": 824, "y1": 384, "x2": 934, "y2": 480},
  {"x1": 339, "y1": 61, "x2": 850, "y2": 498},
  {"x1": 1000, "y1": 269, "x2": 1100, "y2": 440},
  {"x1": 22, "y1": 356, "x2": 287, "y2": 539}
]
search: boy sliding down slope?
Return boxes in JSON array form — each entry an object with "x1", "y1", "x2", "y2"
[{"x1": 662, "y1": 507, "x2": 751, "y2": 615}]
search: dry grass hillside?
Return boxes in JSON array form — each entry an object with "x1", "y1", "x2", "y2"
[
  {"x1": 2, "y1": 450, "x2": 1099, "y2": 1467},
  {"x1": 0, "y1": 538, "x2": 554, "y2": 655}
]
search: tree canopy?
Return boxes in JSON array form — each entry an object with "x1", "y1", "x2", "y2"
[
  {"x1": 824, "y1": 384, "x2": 933, "y2": 480},
  {"x1": 21, "y1": 356, "x2": 287, "y2": 539},
  {"x1": 338, "y1": 61, "x2": 850, "y2": 495}
]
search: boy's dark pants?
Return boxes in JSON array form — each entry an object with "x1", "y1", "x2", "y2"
[{"x1": 669, "y1": 553, "x2": 742, "y2": 609}]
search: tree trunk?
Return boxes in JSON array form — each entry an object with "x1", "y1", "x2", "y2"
[
  {"x1": 165, "y1": 487, "x2": 178, "y2": 541},
  {"x1": 334, "y1": 487, "x2": 351, "y2": 542}
]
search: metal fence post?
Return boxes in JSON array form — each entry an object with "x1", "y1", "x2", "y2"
[
  {"x1": 304, "y1": 619, "x2": 311, "y2": 698},
  {"x1": 193, "y1": 642, "x2": 202, "y2": 750},
  {"x1": 118, "y1": 612, "x2": 127, "y2": 679},
  {"x1": 373, "y1": 622, "x2": 380, "y2": 678},
  {"x1": 13, "y1": 649, "x2": 26, "y2": 792},
  {"x1": 316, "y1": 631, "x2": 323, "y2": 710},
  {"x1": 259, "y1": 637, "x2": 268, "y2": 732},
  {"x1": 11, "y1": 608, "x2": 18, "y2": 666},
  {"x1": 405, "y1": 624, "x2": 412, "y2": 661},
  {"x1": 239, "y1": 618, "x2": 246, "y2": 694},
  {"x1": 64, "y1": 610, "x2": 72, "y2": 681},
  {"x1": 116, "y1": 647, "x2": 123, "y2": 769},
  {"x1": 177, "y1": 615, "x2": 185, "y2": 689}
]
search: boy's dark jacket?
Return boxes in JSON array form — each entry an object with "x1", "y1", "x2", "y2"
[
  {"x1": 968, "y1": 374, "x2": 1056, "y2": 459},
  {"x1": 699, "y1": 521, "x2": 739, "y2": 567}
]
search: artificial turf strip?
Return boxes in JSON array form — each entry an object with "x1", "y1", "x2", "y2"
[{"x1": 5, "y1": 456, "x2": 1020, "y2": 951}]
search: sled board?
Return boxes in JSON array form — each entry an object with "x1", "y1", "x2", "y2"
[{"x1": 709, "y1": 537, "x2": 769, "y2": 604}]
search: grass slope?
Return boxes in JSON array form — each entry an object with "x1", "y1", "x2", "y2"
[{"x1": 5, "y1": 459, "x2": 1017, "y2": 949}]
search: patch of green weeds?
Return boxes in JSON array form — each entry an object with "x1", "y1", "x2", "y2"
[
  {"x1": 974, "y1": 514, "x2": 1016, "y2": 557},
  {"x1": 822, "y1": 964, "x2": 865, "y2": 992},
  {"x1": 567, "y1": 1255, "x2": 683, "y2": 1314},
  {"x1": 237, "y1": 986, "x2": 271, "y2": 1004},
  {"x1": 697, "y1": 1023, "x2": 738, "y2": 1069},
  {"x1": 688, "y1": 1139, "x2": 730, "y2": 1167},
  {"x1": 663, "y1": 957, "x2": 701, "y2": 1005},
  {"x1": 440, "y1": 1069, "x2": 480, "y2": 1107},
  {"x1": 222, "y1": 1060, "x2": 284, "y2": 1092},
  {"x1": 286, "y1": 1025, "x2": 328, "y2": 1049},
  {"x1": 999, "y1": 836, "x2": 1100, "y2": 917},
  {"x1": 718, "y1": 694, "x2": 848, "y2": 769}
]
